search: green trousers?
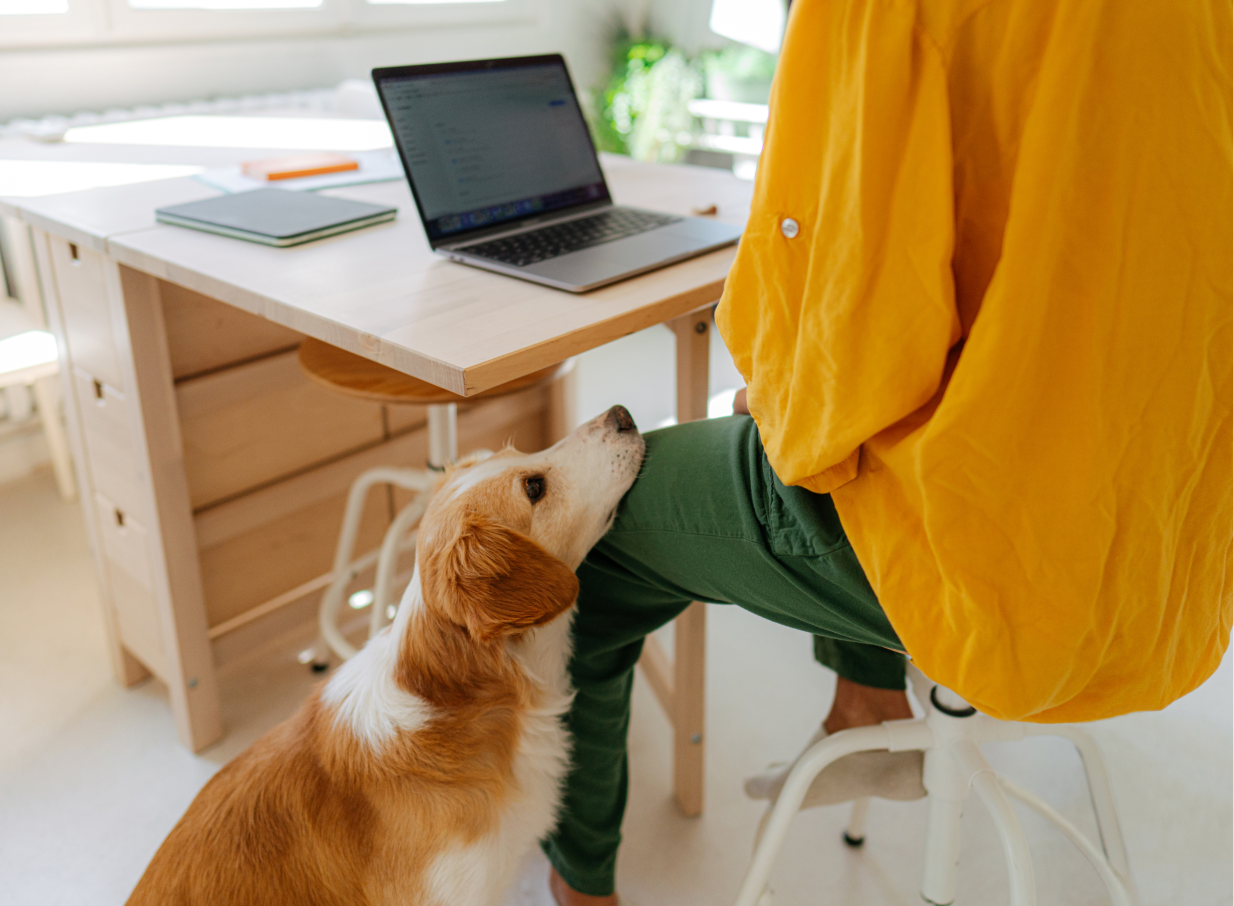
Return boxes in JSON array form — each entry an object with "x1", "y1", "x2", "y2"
[{"x1": 541, "y1": 416, "x2": 906, "y2": 896}]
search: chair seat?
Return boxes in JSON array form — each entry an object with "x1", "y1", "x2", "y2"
[
  {"x1": 297, "y1": 337, "x2": 569, "y2": 405},
  {"x1": 0, "y1": 302, "x2": 58, "y2": 387}
]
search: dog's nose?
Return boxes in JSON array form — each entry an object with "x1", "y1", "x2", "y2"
[{"x1": 605, "y1": 405, "x2": 637, "y2": 433}]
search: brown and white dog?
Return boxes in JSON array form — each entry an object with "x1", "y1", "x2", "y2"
[{"x1": 127, "y1": 405, "x2": 644, "y2": 906}]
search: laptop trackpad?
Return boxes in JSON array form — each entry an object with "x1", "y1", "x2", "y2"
[{"x1": 526, "y1": 224, "x2": 712, "y2": 288}]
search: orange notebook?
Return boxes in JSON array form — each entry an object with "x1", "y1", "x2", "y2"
[{"x1": 241, "y1": 153, "x2": 360, "y2": 182}]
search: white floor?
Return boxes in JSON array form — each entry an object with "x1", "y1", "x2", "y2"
[{"x1": 1, "y1": 327, "x2": 1231, "y2": 906}]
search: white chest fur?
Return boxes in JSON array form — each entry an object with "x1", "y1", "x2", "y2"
[
  {"x1": 320, "y1": 574, "x2": 435, "y2": 747},
  {"x1": 423, "y1": 611, "x2": 577, "y2": 906},
  {"x1": 323, "y1": 572, "x2": 577, "y2": 906}
]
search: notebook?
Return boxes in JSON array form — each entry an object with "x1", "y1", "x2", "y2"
[{"x1": 155, "y1": 188, "x2": 397, "y2": 247}]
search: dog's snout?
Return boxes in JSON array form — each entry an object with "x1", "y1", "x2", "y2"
[{"x1": 605, "y1": 405, "x2": 637, "y2": 433}]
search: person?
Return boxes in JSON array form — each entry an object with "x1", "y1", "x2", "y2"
[{"x1": 546, "y1": 1, "x2": 1232, "y2": 902}]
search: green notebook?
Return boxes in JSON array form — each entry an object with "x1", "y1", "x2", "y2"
[{"x1": 155, "y1": 188, "x2": 397, "y2": 247}]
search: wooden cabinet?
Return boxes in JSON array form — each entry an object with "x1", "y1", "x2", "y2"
[
  {"x1": 37, "y1": 235, "x2": 572, "y2": 751},
  {"x1": 195, "y1": 382, "x2": 551, "y2": 636},
  {"x1": 73, "y1": 369, "x2": 148, "y2": 518},
  {"x1": 176, "y1": 351, "x2": 386, "y2": 509},
  {"x1": 50, "y1": 241, "x2": 127, "y2": 391},
  {"x1": 160, "y1": 281, "x2": 301, "y2": 381},
  {"x1": 94, "y1": 491, "x2": 169, "y2": 681}
]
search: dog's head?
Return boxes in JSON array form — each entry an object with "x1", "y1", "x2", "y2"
[{"x1": 414, "y1": 405, "x2": 644, "y2": 643}]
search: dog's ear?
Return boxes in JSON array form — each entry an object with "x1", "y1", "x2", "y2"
[{"x1": 424, "y1": 513, "x2": 579, "y2": 642}]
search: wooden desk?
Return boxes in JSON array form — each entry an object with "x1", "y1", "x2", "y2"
[{"x1": 13, "y1": 155, "x2": 752, "y2": 816}]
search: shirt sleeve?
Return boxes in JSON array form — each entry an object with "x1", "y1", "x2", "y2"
[{"x1": 716, "y1": 0, "x2": 961, "y2": 495}]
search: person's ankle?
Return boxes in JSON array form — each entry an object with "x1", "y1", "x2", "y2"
[
  {"x1": 822, "y1": 677, "x2": 914, "y2": 735},
  {"x1": 549, "y1": 866, "x2": 619, "y2": 906}
]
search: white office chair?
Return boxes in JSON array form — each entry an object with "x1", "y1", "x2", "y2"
[
  {"x1": 0, "y1": 301, "x2": 75, "y2": 501},
  {"x1": 736, "y1": 665, "x2": 1139, "y2": 906}
]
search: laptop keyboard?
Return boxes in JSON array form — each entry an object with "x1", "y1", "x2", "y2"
[{"x1": 458, "y1": 208, "x2": 682, "y2": 268}]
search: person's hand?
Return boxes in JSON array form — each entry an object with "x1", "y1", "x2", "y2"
[{"x1": 733, "y1": 387, "x2": 750, "y2": 415}]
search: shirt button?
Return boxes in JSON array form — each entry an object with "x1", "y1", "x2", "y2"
[{"x1": 780, "y1": 217, "x2": 800, "y2": 239}]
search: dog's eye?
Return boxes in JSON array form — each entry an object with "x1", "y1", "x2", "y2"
[{"x1": 523, "y1": 476, "x2": 545, "y2": 503}]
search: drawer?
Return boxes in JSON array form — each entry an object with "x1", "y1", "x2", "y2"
[
  {"x1": 161, "y1": 281, "x2": 303, "y2": 381},
  {"x1": 74, "y1": 368, "x2": 146, "y2": 515},
  {"x1": 176, "y1": 350, "x2": 386, "y2": 510},
  {"x1": 50, "y1": 239, "x2": 126, "y2": 391},
  {"x1": 95, "y1": 492, "x2": 168, "y2": 679}
]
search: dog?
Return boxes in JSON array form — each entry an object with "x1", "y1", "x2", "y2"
[{"x1": 126, "y1": 405, "x2": 644, "y2": 906}]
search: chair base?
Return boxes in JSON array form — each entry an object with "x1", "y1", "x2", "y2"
[{"x1": 735, "y1": 667, "x2": 1140, "y2": 906}]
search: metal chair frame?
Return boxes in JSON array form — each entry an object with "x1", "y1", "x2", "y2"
[
  {"x1": 315, "y1": 402, "x2": 457, "y2": 663},
  {"x1": 737, "y1": 667, "x2": 1140, "y2": 906}
]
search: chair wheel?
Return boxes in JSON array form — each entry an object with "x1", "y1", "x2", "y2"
[{"x1": 842, "y1": 832, "x2": 865, "y2": 848}]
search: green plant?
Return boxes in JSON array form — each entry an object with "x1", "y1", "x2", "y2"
[
  {"x1": 700, "y1": 45, "x2": 778, "y2": 104},
  {"x1": 701, "y1": 45, "x2": 778, "y2": 83},
  {"x1": 589, "y1": 31, "x2": 702, "y2": 163}
]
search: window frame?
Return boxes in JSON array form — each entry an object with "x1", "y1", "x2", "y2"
[
  {"x1": 102, "y1": 0, "x2": 344, "y2": 44},
  {"x1": 345, "y1": 0, "x2": 532, "y2": 33},
  {"x1": 0, "y1": 0, "x2": 536, "y2": 50},
  {"x1": 0, "y1": 0, "x2": 106, "y2": 47}
]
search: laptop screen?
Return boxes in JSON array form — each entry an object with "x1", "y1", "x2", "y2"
[{"x1": 375, "y1": 57, "x2": 609, "y2": 244}]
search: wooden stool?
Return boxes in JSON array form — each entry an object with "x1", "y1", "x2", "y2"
[{"x1": 298, "y1": 337, "x2": 572, "y2": 662}]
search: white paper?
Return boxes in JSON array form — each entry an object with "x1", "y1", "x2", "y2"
[{"x1": 194, "y1": 148, "x2": 404, "y2": 194}]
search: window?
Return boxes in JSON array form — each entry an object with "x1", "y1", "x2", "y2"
[
  {"x1": 709, "y1": 0, "x2": 785, "y2": 55},
  {"x1": 0, "y1": 0, "x2": 100, "y2": 45},
  {"x1": 0, "y1": 0, "x2": 69, "y2": 13},
  {"x1": 0, "y1": 0, "x2": 528, "y2": 49},
  {"x1": 127, "y1": 0, "x2": 323, "y2": 9},
  {"x1": 367, "y1": 0, "x2": 504, "y2": 5}
]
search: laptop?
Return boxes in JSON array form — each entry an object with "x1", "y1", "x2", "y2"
[{"x1": 373, "y1": 54, "x2": 743, "y2": 293}]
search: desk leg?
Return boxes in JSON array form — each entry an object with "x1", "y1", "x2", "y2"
[
  {"x1": 116, "y1": 267, "x2": 223, "y2": 752},
  {"x1": 671, "y1": 601, "x2": 707, "y2": 817},
  {"x1": 660, "y1": 308, "x2": 713, "y2": 817},
  {"x1": 32, "y1": 230, "x2": 148, "y2": 689},
  {"x1": 545, "y1": 360, "x2": 578, "y2": 446}
]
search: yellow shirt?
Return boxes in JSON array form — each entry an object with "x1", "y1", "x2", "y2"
[{"x1": 716, "y1": 0, "x2": 1232, "y2": 722}]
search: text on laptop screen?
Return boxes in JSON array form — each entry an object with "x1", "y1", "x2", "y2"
[{"x1": 381, "y1": 63, "x2": 607, "y2": 241}]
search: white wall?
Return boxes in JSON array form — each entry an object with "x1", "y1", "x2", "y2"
[
  {"x1": 647, "y1": 0, "x2": 724, "y2": 54},
  {"x1": 0, "y1": 0, "x2": 724, "y2": 123},
  {"x1": 0, "y1": 0, "x2": 618, "y2": 122}
]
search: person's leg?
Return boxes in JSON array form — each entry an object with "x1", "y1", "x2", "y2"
[
  {"x1": 812, "y1": 635, "x2": 914, "y2": 731},
  {"x1": 541, "y1": 544, "x2": 697, "y2": 898},
  {"x1": 544, "y1": 416, "x2": 910, "y2": 900},
  {"x1": 739, "y1": 383, "x2": 914, "y2": 727},
  {"x1": 813, "y1": 636, "x2": 906, "y2": 691}
]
